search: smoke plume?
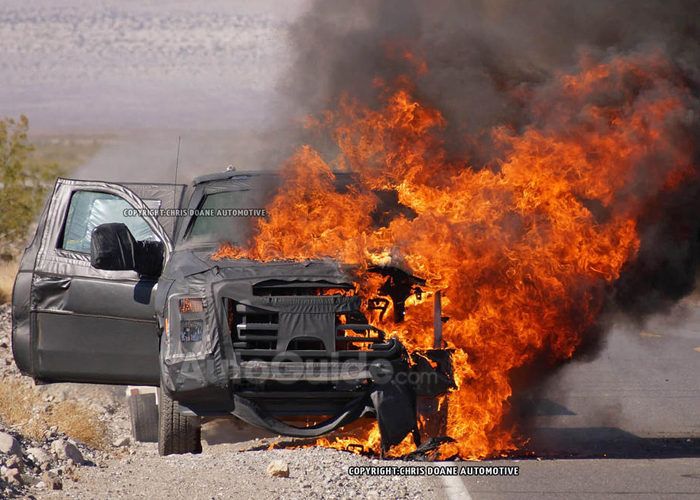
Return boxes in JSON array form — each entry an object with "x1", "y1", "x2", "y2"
[{"x1": 282, "y1": 0, "x2": 700, "y2": 323}]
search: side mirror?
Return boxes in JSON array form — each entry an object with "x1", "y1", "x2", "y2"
[
  {"x1": 91, "y1": 223, "x2": 164, "y2": 277},
  {"x1": 91, "y1": 223, "x2": 137, "y2": 271},
  {"x1": 134, "y1": 239, "x2": 165, "y2": 277}
]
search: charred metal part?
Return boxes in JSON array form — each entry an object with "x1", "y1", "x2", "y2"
[
  {"x1": 372, "y1": 362, "x2": 420, "y2": 458},
  {"x1": 411, "y1": 349, "x2": 454, "y2": 446},
  {"x1": 433, "y1": 291, "x2": 442, "y2": 349},
  {"x1": 370, "y1": 190, "x2": 418, "y2": 229},
  {"x1": 345, "y1": 443, "x2": 366, "y2": 455},
  {"x1": 411, "y1": 349, "x2": 456, "y2": 397},
  {"x1": 367, "y1": 266, "x2": 426, "y2": 323},
  {"x1": 367, "y1": 298, "x2": 390, "y2": 320},
  {"x1": 417, "y1": 395, "x2": 449, "y2": 438},
  {"x1": 412, "y1": 427, "x2": 422, "y2": 448},
  {"x1": 401, "y1": 436, "x2": 456, "y2": 461}
]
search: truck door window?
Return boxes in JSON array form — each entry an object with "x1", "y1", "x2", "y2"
[{"x1": 60, "y1": 190, "x2": 158, "y2": 253}]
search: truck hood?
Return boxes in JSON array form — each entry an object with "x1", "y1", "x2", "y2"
[{"x1": 162, "y1": 247, "x2": 356, "y2": 285}]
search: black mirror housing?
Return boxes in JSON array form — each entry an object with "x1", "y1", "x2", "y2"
[
  {"x1": 91, "y1": 223, "x2": 164, "y2": 276},
  {"x1": 135, "y1": 240, "x2": 165, "y2": 277},
  {"x1": 91, "y1": 223, "x2": 138, "y2": 271}
]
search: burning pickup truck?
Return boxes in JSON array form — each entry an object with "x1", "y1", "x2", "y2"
[{"x1": 11, "y1": 170, "x2": 454, "y2": 456}]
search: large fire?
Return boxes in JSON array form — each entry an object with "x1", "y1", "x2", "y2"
[{"x1": 213, "y1": 51, "x2": 697, "y2": 459}]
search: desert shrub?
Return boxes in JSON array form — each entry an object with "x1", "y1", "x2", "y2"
[
  {"x1": 0, "y1": 378, "x2": 108, "y2": 449},
  {"x1": 0, "y1": 115, "x2": 62, "y2": 255}
]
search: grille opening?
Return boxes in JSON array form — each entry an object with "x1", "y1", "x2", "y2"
[
  {"x1": 288, "y1": 337, "x2": 326, "y2": 351},
  {"x1": 253, "y1": 280, "x2": 354, "y2": 297},
  {"x1": 335, "y1": 313, "x2": 383, "y2": 351},
  {"x1": 239, "y1": 340, "x2": 276, "y2": 350},
  {"x1": 227, "y1": 299, "x2": 279, "y2": 356},
  {"x1": 242, "y1": 326, "x2": 277, "y2": 336},
  {"x1": 225, "y1": 299, "x2": 387, "y2": 358}
]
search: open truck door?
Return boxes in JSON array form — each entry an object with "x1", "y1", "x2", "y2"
[{"x1": 12, "y1": 178, "x2": 184, "y2": 385}]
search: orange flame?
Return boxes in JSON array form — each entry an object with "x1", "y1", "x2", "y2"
[{"x1": 213, "y1": 51, "x2": 697, "y2": 459}]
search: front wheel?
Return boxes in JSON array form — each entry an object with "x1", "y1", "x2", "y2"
[{"x1": 158, "y1": 387, "x2": 202, "y2": 456}]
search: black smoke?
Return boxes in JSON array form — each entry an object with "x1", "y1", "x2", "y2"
[{"x1": 282, "y1": 0, "x2": 700, "y2": 322}]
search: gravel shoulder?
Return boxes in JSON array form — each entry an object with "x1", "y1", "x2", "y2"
[
  {"x1": 31, "y1": 444, "x2": 446, "y2": 500},
  {"x1": 1, "y1": 303, "x2": 446, "y2": 500}
]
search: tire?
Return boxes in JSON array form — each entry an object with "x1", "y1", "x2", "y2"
[
  {"x1": 158, "y1": 387, "x2": 202, "y2": 456},
  {"x1": 128, "y1": 393, "x2": 159, "y2": 443}
]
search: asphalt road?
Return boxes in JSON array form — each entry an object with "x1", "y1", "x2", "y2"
[{"x1": 445, "y1": 297, "x2": 700, "y2": 500}]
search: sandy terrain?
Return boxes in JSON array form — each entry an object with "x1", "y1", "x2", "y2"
[{"x1": 0, "y1": 0, "x2": 309, "y2": 134}]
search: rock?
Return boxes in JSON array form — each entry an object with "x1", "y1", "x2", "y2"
[
  {"x1": 42, "y1": 471, "x2": 63, "y2": 490},
  {"x1": 51, "y1": 439, "x2": 85, "y2": 465},
  {"x1": 367, "y1": 491, "x2": 379, "y2": 500},
  {"x1": 5, "y1": 455, "x2": 24, "y2": 473},
  {"x1": 266, "y1": 460, "x2": 290, "y2": 478},
  {"x1": 27, "y1": 447, "x2": 53, "y2": 467},
  {"x1": 0, "y1": 432, "x2": 22, "y2": 457},
  {"x1": 62, "y1": 463, "x2": 77, "y2": 479},
  {"x1": 2, "y1": 467, "x2": 22, "y2": 487},
  {"x1": 93, "y1": 404, "x2": 108, "y2": 414},
  {"x1": 34, "y1": 481, "x2": 46, "y2": 489},
  {"x1": 113, "y1": 437, "x2": 130, "y2": 448}
]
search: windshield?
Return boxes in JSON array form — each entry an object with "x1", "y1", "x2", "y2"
[
  {"x1": 181, "y1": 175, "x2": 279, "y2": 247},
  {"x1": 186, "y1": 191, "x2": 265, "y2": 244},
  {"x1": 179, "y1": 173, "x2": 357, "y2": 250}
]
